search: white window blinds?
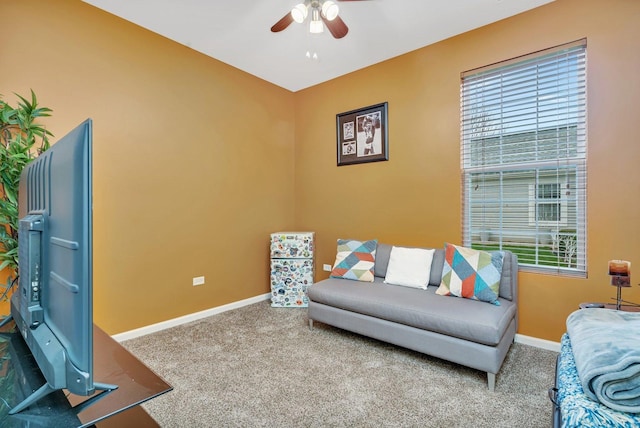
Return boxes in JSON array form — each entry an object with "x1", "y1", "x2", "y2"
[{"x1": 460, "y1": 40, "x2": 587, "y2": 276}]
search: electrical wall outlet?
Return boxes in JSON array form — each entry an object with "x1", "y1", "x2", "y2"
[
  {"x1": 192, "y1": 276, "x2": 205, "y2": 286},
  {"x1": 323, "y1": 264, "x2": 332, "y2": 272}
]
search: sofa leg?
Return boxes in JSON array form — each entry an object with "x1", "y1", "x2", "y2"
[
  {"x1": 487, "y1": 372, "x2": 496, "y2": 392},
  {"x1": 308, "y1": 319, "x2": 313, "y2": 330}
]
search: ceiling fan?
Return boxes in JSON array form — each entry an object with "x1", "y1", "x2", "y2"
[{"x1": 270, "y1": 0, "x2": 366, "y2": 39}]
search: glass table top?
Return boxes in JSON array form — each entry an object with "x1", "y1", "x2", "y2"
[{"x1": 0, "y1": 320, "x2": 172, "y2": 427}]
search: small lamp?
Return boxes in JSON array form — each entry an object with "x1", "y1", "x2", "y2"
[{"x1": 608, "y1": 260, "x2": 631, "y2": 310}]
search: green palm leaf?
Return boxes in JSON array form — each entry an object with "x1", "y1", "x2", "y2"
[{"x1": 0, "y1": 90, "x2": 52, "y2": 304}]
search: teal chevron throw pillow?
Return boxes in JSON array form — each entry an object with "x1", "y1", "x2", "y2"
[
  {"x1": 436, "y1": 243, "x2": 504, "y2": 305},
  {"x1": 330, "y1": 239, "x2": 378, "y2": 282}
]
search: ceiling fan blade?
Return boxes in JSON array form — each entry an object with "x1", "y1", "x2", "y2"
[
  {"x1": 271, "y1": 13, "x2": 294, "y2": 33},
  {"x1": 322, "y1": 15, "x2": 349, "y2": 39}
]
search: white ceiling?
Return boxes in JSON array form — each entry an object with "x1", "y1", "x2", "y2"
[{"x1": 82, "y1": 0, "x2": 554, "y2": 92}]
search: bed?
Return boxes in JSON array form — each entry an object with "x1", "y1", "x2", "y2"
[{"x1": 551, "y1": 333, "x2": 640, "y2": 427}]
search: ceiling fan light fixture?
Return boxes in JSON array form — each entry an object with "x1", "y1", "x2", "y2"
[
  {"x1": 309, "y1": 8, "x2": 324, "y2": 33},
  {"x1": 271, "y1": 0, "x2": 347, "y2": 39},
  {"x1": 309, "y1": 19, "x2": 324, "y2": 34},
  {"x1": 321, "y1": 1, "x2": 339, "y2": 21},
  {"x1": 291, "y1": 3, "x2": 308, "y2": 24}
]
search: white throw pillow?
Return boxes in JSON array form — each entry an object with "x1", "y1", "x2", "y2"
[{"x1": 383, "y1": 246, "x2": 435, "y2": 289}]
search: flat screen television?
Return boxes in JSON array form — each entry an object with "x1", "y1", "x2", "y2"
[{"x1": 0, "y1": 118, "x2": 116, "y2": 414}]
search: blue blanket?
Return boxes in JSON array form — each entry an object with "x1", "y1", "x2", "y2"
[
  {"x1": 566, "y1": 308, "x2": 640, "y2": 413},
  {"x1": 557, "y1": 334, "x2": 640, "y2": 427}
]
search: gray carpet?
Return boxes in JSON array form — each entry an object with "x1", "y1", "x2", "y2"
[{"x1": 122, "y1": 301, "x2": 558, "y2": 427}]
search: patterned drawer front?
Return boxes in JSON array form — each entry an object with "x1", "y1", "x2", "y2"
[
  {"x1": 270, "y1": 259, "x2": 314, "y2": 307},
  {"x1": 270, "y1": 232, "x2": 314, "y2": 259}
]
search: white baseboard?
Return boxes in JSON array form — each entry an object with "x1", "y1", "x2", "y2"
[
  {"x1": 112, "y1": 293, "x2": 271, "y2": 342},
  {"x1": 515, "y1": 333, "x2": 560, "y2": 353}
]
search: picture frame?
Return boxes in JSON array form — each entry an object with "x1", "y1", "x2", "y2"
[{"x1": 336, "y1": 102, "x2": 388, "y2": 166}]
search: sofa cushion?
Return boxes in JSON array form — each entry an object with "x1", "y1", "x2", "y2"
[
  {"x1": 498, "y1": 251, "x2": 516, "y2": 301},
  {"x1": 307, "y1": 277, "x2": 516, "y2": 346},
  {"x1": 374, "y1": 243, "x2": 392, "y2": 278},
  {"x1": 436, "y1": 243, "x2": 504, "y2": 305},
  {"x1": 330, "y1": 239, "x2": 378, "y2": 282},
  {"x1": 383, "y1": 246, "x2": 435, "y2": 290},
  {"x1": 430, "y1": 249, "x2": 446, "y2": 285}
]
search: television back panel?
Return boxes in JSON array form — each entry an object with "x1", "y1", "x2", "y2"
[{"x1": 18, "y1": 118, "x2": 94, "y2": 395}]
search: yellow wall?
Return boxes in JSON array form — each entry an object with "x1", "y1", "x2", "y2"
[
  {"x1": 1, "y1": 0, "x2": 296, "y2": 333},
  {"x1": 294, "y1": 0, "x2": 640, "y2": 341},
  {"x1": 2, "y1": 0, "x2": 639, "y2": 341},
  {"x1": 0, "y1": 270, "x2": 12, "y2": 316}
]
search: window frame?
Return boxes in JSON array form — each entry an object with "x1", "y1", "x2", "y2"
[{"x1": 460, "y1": 40, "x2": 587, "y2": 277}]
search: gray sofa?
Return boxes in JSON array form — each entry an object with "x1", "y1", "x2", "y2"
[{"x1": 307, "y1": 243, "x2": 518, "y2": 391}]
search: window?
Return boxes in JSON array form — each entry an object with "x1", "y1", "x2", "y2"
[
  {"x1": 537, "y1": 183, "x2": 561, "y2": 222},
  {"x1": 528, "y1": 180, "x2": 568, "y2": 227},
  {"x1": 460, "y1": 40, "x2": 587, "y2": 276}
]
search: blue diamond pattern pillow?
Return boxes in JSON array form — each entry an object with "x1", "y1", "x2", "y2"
[
  {"x1": 436, "y1": 243, "x2": 504, "y2": 305},
  {"x1": 330, "y1": 239, "x2": 378, "y2": 282}
]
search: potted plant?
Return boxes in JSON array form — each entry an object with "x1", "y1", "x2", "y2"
[{"x1": 0, "y1": 90, "x2": 52, "y2": 314}]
